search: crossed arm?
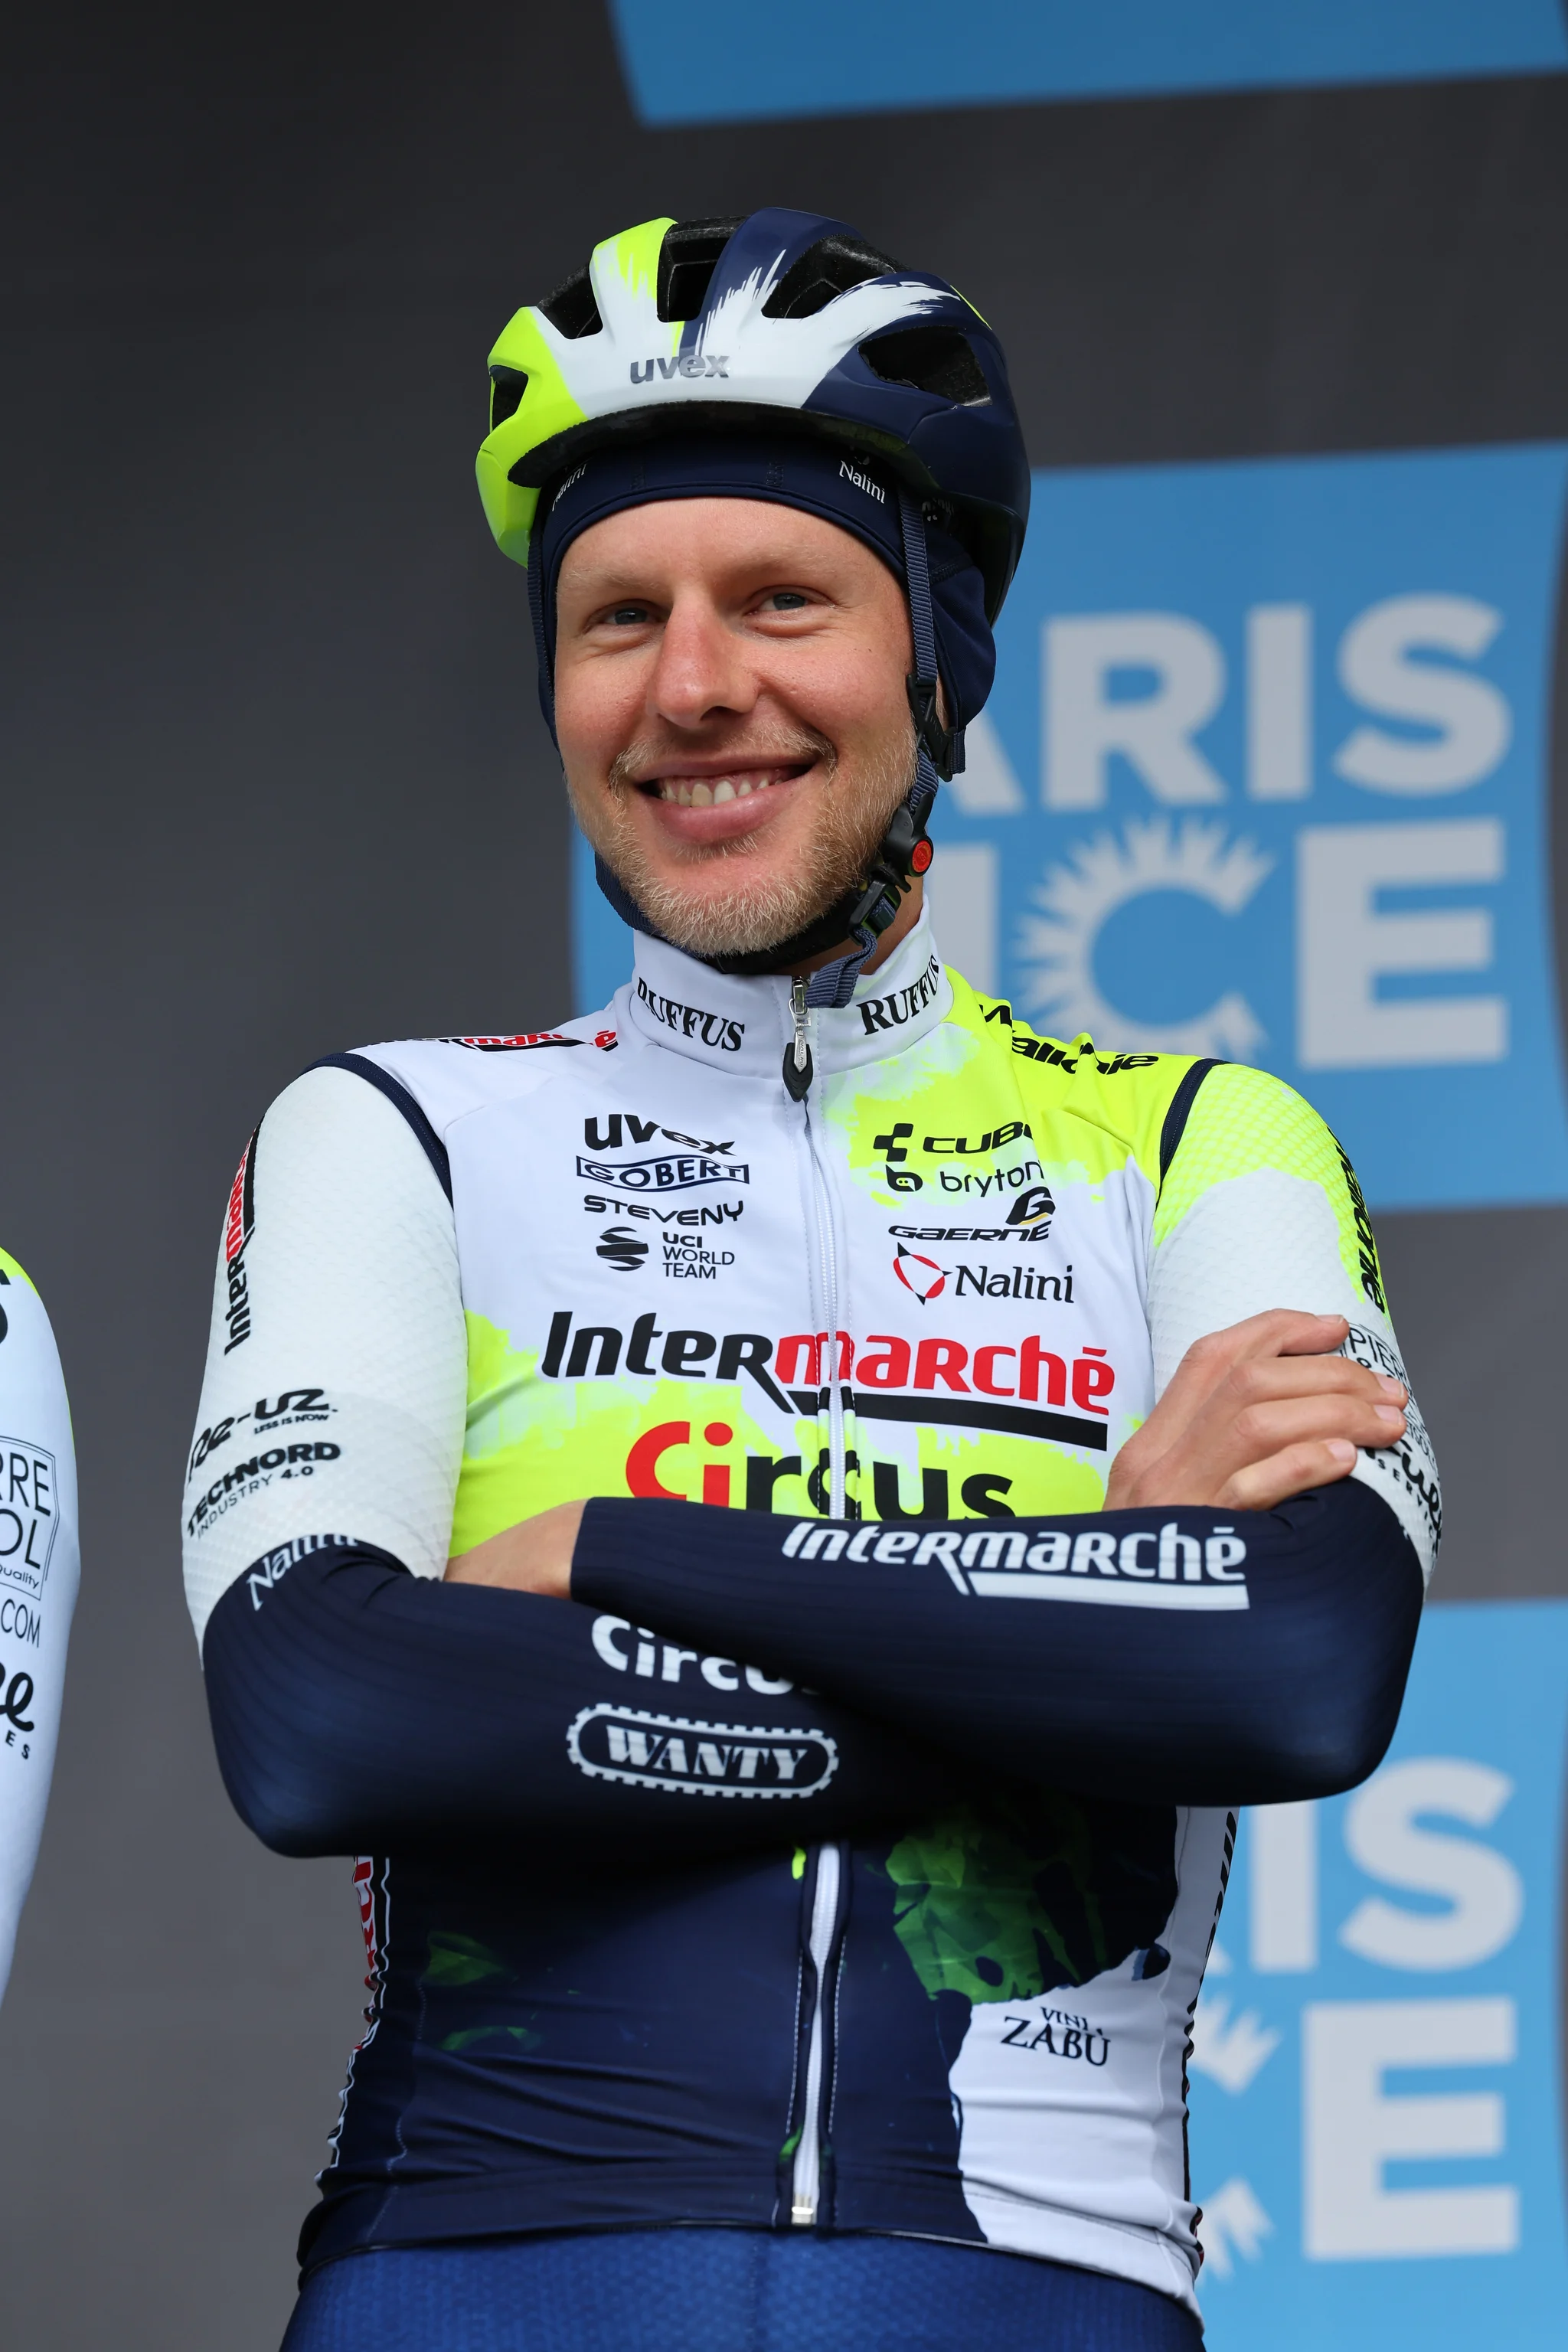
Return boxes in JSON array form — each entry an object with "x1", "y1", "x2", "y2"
[
  {"x1": 200, "y1": 1306, "x2": 1423, "y2": 1858},
  {"x1": 450, "y1": 1308, "x2": 1410, "y2": 1600}
]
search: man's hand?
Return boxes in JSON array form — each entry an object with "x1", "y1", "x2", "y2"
[
  {"x1": 446, "y1": 1500, "x2": 585, "y2": 1598},
  {"x1": 1105, "y1": 1310, "x2": 1406, "y2": 1514}
]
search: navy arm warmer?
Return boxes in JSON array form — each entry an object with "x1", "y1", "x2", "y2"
[
  {"x1": 572, "y1": 1479, "x2": 1423, "y2": 1808},
  {"x1": 201, "y1": 1540, "x2": 963, "y2": 1859}
]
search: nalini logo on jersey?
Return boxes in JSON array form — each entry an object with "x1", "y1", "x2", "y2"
[
  {"x1": 893, "y1": 1243, "x2": 946, "y2": 1303},
  {"x1": 567, "y1": 1703, "x2": 836, "y2": 1797}
]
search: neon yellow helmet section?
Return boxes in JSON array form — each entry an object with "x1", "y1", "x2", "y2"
[{"x1": 476, "y1": 217, "x2": 678, "y2": 567}]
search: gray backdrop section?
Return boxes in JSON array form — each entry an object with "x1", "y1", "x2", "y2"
[{"x1": 3, "y1": 8, "x2": 1566, "y2": 2344}]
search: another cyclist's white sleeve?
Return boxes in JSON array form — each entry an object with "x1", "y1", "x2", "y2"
[{"x1": 0, "y1": 1253, "x2": 80, "y2": 2004}]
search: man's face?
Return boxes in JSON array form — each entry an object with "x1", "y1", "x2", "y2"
[{"x1": 552, "y1": 496, "x2": 916, "y2": 962}]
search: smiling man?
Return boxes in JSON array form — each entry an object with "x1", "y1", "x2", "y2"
[{"x1": 183, "y1": 212, "x2": 1439, "y2": 2352}]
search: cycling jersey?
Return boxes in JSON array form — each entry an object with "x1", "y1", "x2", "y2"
[
  {"x1": 0, "y1": 1251, "x2": 79, "y2": 2004},
  {"x1": 183, "y1": 911, "x2": 1436, "y2": 2314}
]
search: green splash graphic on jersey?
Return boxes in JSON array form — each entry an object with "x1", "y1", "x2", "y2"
[{"x1": 885, "y1": 1793, "x2": 1179, "y2": 2004}]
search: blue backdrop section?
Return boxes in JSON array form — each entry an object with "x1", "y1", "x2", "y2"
[
  {"x1": 1188, "y1": 1602, "x2": 1568, "y2": 2347},
  {"x1": 932, "y1": 442, "x2": 1568, "y2": 1210},
  {"x1": 609, "y1": 1, "x2": 1568, "y2": 126}
]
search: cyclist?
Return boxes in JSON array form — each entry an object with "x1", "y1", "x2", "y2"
[
  {"x1": 0, "y1": 1250, "x2": 79, "y2": 2006},
  {"x1": 183, "y1": 211, "x2": 1437, "y2": 2352}
]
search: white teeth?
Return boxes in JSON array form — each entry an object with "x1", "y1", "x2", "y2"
[{"x1": 654, "y1": 773, "x2": 779, "y2": 805}]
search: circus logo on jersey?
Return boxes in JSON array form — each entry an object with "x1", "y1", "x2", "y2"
[{"x1": 893, "y1": 1243, "x2": 946, "y2": 1304}]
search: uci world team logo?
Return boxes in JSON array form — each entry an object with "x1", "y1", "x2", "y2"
[{"x1": 927, "y1": 445, "x2": 1568, "y2": 1213}]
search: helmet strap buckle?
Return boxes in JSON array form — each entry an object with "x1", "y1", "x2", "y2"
[{"x1": 906, "y1": 674, "x2": 958, "y2": 782}]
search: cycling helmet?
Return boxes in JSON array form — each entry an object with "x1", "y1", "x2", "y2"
[{"x1": 476, "y1": 209, "x2": 1032, "y2": 1004}]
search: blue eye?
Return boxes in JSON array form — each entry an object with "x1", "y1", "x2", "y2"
[
  {"x1": 768, "y1": 591, "x2": 808, "y2": 611},
  {"x1": 608, "y1": 605, "x2": 649, "y2": 626}
]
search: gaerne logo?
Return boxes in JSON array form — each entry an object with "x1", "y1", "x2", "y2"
[
  {"x1": 634, "y1": 979, "x2": 745, "y2": 1051},
  {"x1": 628, "y1": 354, "x2": 730, "y2": 383},
  {"x1": 222, "y1": 1127, "x2": 258, "y2": 1354},
  {"x1": 567, "y1": 1704, "x2": 836, "y2": 1798},
  {"x1": 859, "y1": 955, "x2": 942, "y2": 1036},
  {"x1": 780, "y1": 1518, "x2": 1250, "y2": 1610}
]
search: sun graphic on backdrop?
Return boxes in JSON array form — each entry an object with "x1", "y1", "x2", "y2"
[{"x1": 1014, "y1": 817, "x2": 1275, "y2": 1059}]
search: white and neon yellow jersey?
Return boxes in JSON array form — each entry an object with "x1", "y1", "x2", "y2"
[{"x1": 183, "y1": 911, "x2": 1435, "y2": 2307}]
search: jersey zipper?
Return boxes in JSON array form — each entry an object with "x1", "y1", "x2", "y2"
[
  {"x1": 790, "y1": 1841, "x2": 845, "y2": 2223},
  {"x1": 786, "y1": 980, "x2": 849, "y2": 2224}
]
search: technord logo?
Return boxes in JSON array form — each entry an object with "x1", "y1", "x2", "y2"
[
  {"x1": 567, "y1": 1704, "x2": 837, "y2": 1797},
  {"x1": 779, "y1": 1518, "x2": 1250, "y2": 1609}
]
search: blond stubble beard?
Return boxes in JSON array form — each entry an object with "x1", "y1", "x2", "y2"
[{"x1": 566, "y1": 726, "x2": 916, "y2": 961}]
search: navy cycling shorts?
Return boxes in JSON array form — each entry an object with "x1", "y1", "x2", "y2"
[{"x1": 282, "y1": 2228, "x2": 1204, "y2": 2351}]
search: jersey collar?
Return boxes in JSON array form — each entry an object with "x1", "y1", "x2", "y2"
[{"x1": 622, "y1": 913, "x2": 952, "y2": 1082}]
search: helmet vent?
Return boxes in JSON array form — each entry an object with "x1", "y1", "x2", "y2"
[
  {"x1": 658, "y1": 218, "x2": 743, "y2": 321},
  {"x1": 861, "y1": 325, "x2": 990, "y2": 406},
  {"x1": 762, "y1": 233, "x2": 900, "y2": 320},
  {"x1": 488, "y1": 367, "x2": 528, "y2": 430},
  {"x1": 537, "y1": 267, "x2": 603, "y2": 340}
]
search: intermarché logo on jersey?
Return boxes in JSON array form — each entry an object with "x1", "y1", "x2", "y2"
[
  {"x1": 222, "y1": 1127, "x2": 258, "y2": 1354},
  {"x1": 567, "y1": 1704, "x2": 835, "y2": 1798},
  {"x1": 779, "y1": 1518, "x2": 1251, "y2": 1611},
  {"x1": 541, "y1": 1310, "x2": 1119, "y2": 1463}
]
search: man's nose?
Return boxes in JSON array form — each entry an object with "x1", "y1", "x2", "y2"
[{"x1": 647, "y1": 595, "x2": 758, "y2": 730}]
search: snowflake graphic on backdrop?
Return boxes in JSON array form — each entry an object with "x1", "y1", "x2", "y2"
[{"x1": 1014, "y1": 816, "x2": 1274, "y2": 1059}]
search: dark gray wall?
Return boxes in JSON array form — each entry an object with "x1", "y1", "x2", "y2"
[{"x1": 3, "y1": 9, "x2": 1566, "y2": 2344}]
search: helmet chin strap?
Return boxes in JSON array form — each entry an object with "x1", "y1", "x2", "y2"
[{"x1": 599, "y1": 490, "x2": 962, "y2": 1008}]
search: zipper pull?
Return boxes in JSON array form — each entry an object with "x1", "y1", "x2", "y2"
[{"x1": 782, "y1": 977, "x2": 814, "y2": 1102}]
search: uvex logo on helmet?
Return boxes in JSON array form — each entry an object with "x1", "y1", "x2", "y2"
[{"x1": 629, "y1": 354, "x2": 730, "y2": 383}]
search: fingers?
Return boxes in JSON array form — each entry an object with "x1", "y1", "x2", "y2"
[
  {"x1": 1219, "y1": 1437, "x2": 1361, "y2": 1514},
  {"x1": 1230, "y1": 1392, "x2": 1405, "y2": 1460}
]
